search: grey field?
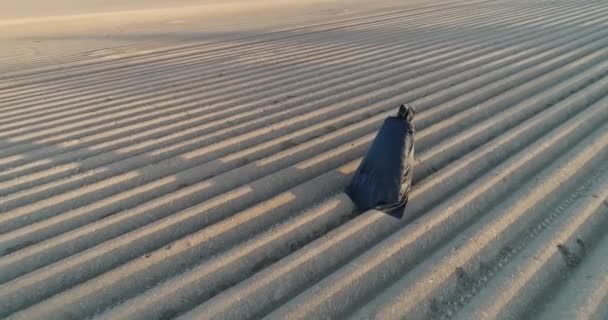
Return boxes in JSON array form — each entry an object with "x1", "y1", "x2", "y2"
[{"x1": 0, "y1": 0, "x2": 607, "y2": 319}]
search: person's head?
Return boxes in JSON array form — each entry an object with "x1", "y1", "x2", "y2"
[{"x1": 397, "y1": 104, "x2": 415, "y2": 122}]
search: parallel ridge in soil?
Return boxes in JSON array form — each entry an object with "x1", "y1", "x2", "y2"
[{"x1": 0, "y1": 0, "x2": 607, "y2": 319}]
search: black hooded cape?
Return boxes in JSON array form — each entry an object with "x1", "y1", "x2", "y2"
[{"x1": 346, "y1": 104, "x2": 415, "y2": 217}]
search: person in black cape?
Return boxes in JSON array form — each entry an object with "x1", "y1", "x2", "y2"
[{"x1": 346, "y1": 104, "x2": 415, "y2": 218}]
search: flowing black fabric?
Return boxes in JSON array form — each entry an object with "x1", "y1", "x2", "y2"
[{"x1": 346, "y1": 104, "x2": 415, "y2": 217}]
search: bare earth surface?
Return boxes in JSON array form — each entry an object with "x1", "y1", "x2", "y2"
[{"x1": 0, "y1": 0, "x2": 607, "y2": 319}]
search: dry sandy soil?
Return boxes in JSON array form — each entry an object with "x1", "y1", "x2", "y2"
[{"x1": 0, "y1": 0, "x2": 607, "y2": 319}]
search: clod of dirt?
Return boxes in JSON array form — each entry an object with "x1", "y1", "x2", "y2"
[{"x1": 556, "y1": 243, "x2": 581, "y2": 268}]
